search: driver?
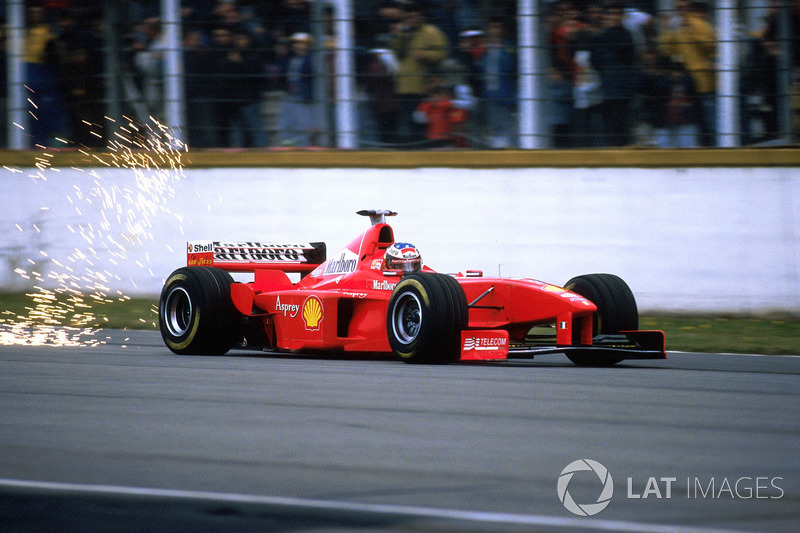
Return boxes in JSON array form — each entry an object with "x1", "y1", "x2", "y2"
[{"x1": 384, "y1": 242, "x2": 422, "y2": 273}]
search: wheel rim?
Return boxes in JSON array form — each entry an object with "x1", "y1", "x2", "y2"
[
  {"x1": 392, "y1": 291, "x2": 422, "y2": 344},
  {"x1": 164, "y1": 286, "x2": 192, "y2": 337}
]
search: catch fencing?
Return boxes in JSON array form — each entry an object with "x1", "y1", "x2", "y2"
[{"x1": 4, "y1": 0, "x2": 798, "y2": 150}]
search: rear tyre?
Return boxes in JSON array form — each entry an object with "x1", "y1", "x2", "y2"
[
  {"x1": 386, "y1": 273, "x2": 467, "y2": 363},
  {"x1": 563, "y1": 273, "x2": 638, "y2": 367},
  {"x1": 159, "y1": 266, "x2": 241, "y2": 355}
]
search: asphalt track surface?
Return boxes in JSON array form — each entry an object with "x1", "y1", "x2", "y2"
[{"x1": 1, "y1": 330, "x2": 798, "y2": 533}]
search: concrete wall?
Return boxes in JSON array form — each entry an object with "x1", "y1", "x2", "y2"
[{"x1": 2, "y1": 166, "x2": 798, "y2": 313}]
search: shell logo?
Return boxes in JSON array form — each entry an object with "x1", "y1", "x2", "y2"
[
  {"x1": 302, "y1": 296, "x2": 323, "y2": 330},
  {"x1": 543, "y1": 284, "x2": 567, "y2": 293}
]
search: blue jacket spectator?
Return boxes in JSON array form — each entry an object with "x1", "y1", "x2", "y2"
[
  {"x1": 280, "y1": 32, "x2": 320, "y2": 146},
  {"x1": 477, "y1": 18, "x2": 517, "y2": 148},
  {"x1": 478, "y1": 20, "x2": 516, "y2": 107}
]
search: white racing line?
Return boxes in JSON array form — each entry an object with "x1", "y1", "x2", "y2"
[{"x1": 0, "y1": 478, "x2": 750, "y2": 533}]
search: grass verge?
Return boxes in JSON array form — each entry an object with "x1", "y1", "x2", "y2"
[
  {"x1": 2, "y1": 293, "x2": 798, "y2": 355},
  {"x1": 0, "y1": 293, "x2": 159, "y2": 331},
  {"x1": 640, "y1": 315, "x2": 800, "y2": 356}
]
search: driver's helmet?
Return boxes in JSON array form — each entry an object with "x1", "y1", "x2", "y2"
[{"x1": 384, "y1": 242, "x2": 422, "y2": 273}]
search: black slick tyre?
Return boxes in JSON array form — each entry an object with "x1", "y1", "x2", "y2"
[
  {"x1": 159, "y1": 266, "x2": 241, "y2": 355},
  {"x1": 563, "y1": 273, "x2": 638, "y2": 367},
  {"x1": 386, "y1": 272, "x2": 468, "y2": 364}
]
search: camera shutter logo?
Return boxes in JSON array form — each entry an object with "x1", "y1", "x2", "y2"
[{"x1": 557, "y1": 459, "x2": 614, "y2": 516}]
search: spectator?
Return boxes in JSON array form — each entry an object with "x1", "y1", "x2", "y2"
[
  {"x1": 657, "y1": 0, "x2": 716, "y2": 146},
  {"x1": 213, "y1": 0, "x2": 241, "y2": 28},
  {"x1": 428, "y1": 0, "x2": 482, "y2": 54},
  {"x1": 183, "y1": 28, "x2": 216, "y2": 147},
  {"x1": 757, "y1": 0, "x2": 800, "y2": 140},
  {"x1": 547, "y1": 0, "x2": 582, "y2": 147},
  {"x1": 213, "y1": 0, "x2": 268, "y2": 45},
  {"x1": 413, "y1": 73, "x2": 469, "y2": 148},
  {"x1": 25, "y1": 5, "x2": 68, "y2": 147},
  {"x1": 664, "y1": 56, "x2": 701, "y2": 147},
  {"x1": 355, "y1": 1, "x2": 403, "y2": 52},
  {"x1": 441, "y1": 58, "x2": 477, "y2": 147},
  {"x1": 389, "y1": 1, "x2": 449, "y2": 147},
  {"x1": 572, "y1": 49, "x2": 603, "y2": 145},
  {"x1": 271, "y1": 0, "x2": 311, "y2": 39},
  {"x1": 362, "y1": 47, "x2": 400, "y2": 146},
  {"x1": 235, "y1": 0, "x2": 270, "y2": 42},
  {"x1": 478, "y1": 18, "x2": 517, "y2": 148},
  {"x1": 53, "y1": 7, "x2": 104, "y2": 148},
  {"x1": 264, "y1": 37, "x2": 291, "y2": 146},
  {"x1": 183, "y1": 0, "x2": 216, "y2": 26},
  {"x1": 569, "y1": 3, "x2": 604, "y2": 147},
  {"x1": 739, "y1": 30, "x2": 779, "y2": 144},
  {"x1": 280, "y1": 32, "x2": 319, "y2": 146},
  {"x1": 225, "y1": 28, "x2": 267, "y2": 148},
  {"x1": 456, "y1": 28, "x2": 485, "y2": 98},
  {"x1": 636, "y1": 48, "x2": 673, "y2": 147},
  {"x1": 456, "y1": 29, "x2": 485, "y2": 144},
  {"x1": 209, "y1": 25, "x2": 235, "y2": 145},
  {"x1": 623, "y1": 5, "x2": 654, "y2": 58},
  {"x1": 133, "y1": 16, "x2": 168, "y2": 122},
  {"x1": 591, "y1": 1, "x2": 638, "y2": 146}
]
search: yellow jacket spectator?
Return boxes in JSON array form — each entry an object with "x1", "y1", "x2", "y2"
[
  {"x1": 388, "y1": 2, "x2": 450, "y2": 146},
  {"x1": 389, "y1": 6, "x2": 449, "y2": 96},
  {"x1": 24, "y1": 7, "x2": 54, "y2": 64},
  {"x1": 658, "y1": 1, "x2": 716, "y2": 94}
]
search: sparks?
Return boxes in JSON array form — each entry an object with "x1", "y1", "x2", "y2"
[{"x1": 1, "y1": 117, "x2": 188, "y2": 347}]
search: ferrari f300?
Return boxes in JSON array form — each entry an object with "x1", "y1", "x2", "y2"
[{"x1": 159, "y1": 210, "x2": 665, "y2": 365}]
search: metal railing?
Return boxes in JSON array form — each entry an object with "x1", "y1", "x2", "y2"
[{"x1": 4, "y1": 0, "x2": 799, "y2": 150}]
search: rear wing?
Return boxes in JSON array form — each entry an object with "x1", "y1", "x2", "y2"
[{"x1": 187, "y1": 241, "x2": 326, "y2": 274}]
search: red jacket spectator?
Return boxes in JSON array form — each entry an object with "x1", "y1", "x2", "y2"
[{"x1": 414, "y1": 89, "x2": 468, "y2": 145}]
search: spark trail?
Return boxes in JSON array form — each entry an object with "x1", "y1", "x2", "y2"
[{"x1": 1, "y1": 116, "x2": 187, "y2": 346}]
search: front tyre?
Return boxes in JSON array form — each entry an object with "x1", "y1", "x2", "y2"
[
  {"x1": 386, "y1": 273, "x2": 467, "y2": 364},
  {"x1": 159, "y1": 266, "x2": 241, "y2": 355},
  {"x1": 564, "y1": 273, "x2": 638, "y2": 367}
]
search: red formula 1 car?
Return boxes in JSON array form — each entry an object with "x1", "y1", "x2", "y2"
[{"x1": 158, "y1": 210, "x2": 665, "y2": 365}]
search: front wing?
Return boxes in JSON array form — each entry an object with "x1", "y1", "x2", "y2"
[{"x1": 460, "y1": 330, "x2": 666, "y2": 361}]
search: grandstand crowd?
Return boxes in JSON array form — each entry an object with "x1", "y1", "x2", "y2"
[{"x1": 8, "y1": 0, "x2": 800, "y2": 149}]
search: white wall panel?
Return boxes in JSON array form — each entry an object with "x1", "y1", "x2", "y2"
[{"x1": 2, "y1": 167, "x2": 798, "y2": 313}]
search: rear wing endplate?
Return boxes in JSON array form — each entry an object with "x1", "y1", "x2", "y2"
[{"x1": 187, "y1": 241, "x2": 326, "y2": 273}]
